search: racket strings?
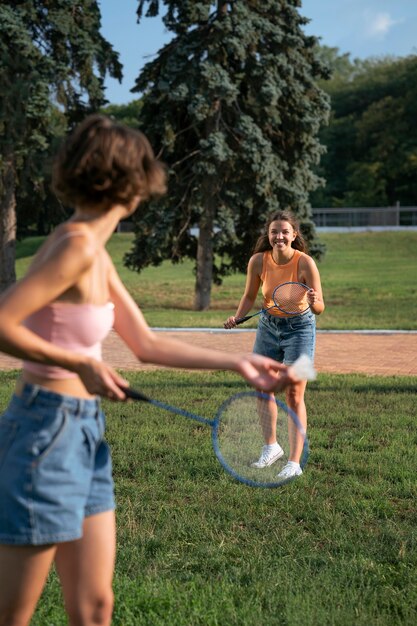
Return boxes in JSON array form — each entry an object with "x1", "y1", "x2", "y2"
[
  {"x1": 273, "y1": 283, "x2": 309, "y2": 314},
  {"x1": 216, "y1": 394, "x2": 299, "y2": 485}
]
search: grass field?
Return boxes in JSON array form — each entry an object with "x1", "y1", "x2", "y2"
[
  {"x1": 2, "y1": 368, "x2": 409, "y2": 626},
  {"x1": 9, "y1": 231, "x2": 417, "y2": 624},
  {"x1": 16, "y1": 231, "x2": 417, "y2": 330}
]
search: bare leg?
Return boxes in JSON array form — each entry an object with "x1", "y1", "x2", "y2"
[
  {"x1": 285, "y1": 380, "x2": 308, "y2": 462},
  {"x1": 55, "y1": 510, "x2": 116, "y2": 626},
  {"x1": 257, "y1": 392, "x2": 278, "y2": 444},
  {"x1": 0, "y1": 544, "x2": 57, "y2": 626}
]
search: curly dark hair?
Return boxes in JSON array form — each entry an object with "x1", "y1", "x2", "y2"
[
  {"x1": 52, "y1": 114, "x2": 166, "y2": 210},
  {"x1": 253, "y1": 210, "x2": 308, "y2": 254}
]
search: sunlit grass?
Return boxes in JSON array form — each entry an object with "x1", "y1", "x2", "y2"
[
  {"x1": 16, "y1": 231, "x2": 417, "y2": 330},
  {"x1": 5, "y1": 369, "x2": 411, "y2": 626}
]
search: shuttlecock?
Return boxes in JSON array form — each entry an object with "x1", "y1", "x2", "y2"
[{"x1": 290, "y1": 354, "x2": 317, "y2": 381}]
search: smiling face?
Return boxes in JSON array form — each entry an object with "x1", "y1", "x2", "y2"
[{"x1": 268, "y1": 220, "x2": 297, "y2": 253}]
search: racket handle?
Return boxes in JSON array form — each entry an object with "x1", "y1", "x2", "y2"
[
  {"x1": 120, "y1": 386, "x2": 151, "y2": 402},
  {"x1": 234, "y1": 315, "x2": 251, "y2": 325}
]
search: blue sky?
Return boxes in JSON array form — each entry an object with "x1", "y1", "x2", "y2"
[{"x1": 99, "y1": 0, "x2": 417, "y2": 105}]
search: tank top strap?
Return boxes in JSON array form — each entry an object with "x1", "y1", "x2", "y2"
[
  {"x1": 43, "y1": 230, "x2": 99, "y2": 304},
  {"x1": 260, "y1": 251, "x2": 269, "y2": 282},
  {"x1": 293, "y1": 249, "x2": 302, "y2": 276},
  {"x1": 43, "y1": 230, "x2": 89, "y2": 261}
]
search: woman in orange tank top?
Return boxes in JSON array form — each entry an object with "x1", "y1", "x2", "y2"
[
  {"x1": 224, "y1": 210, "x2": 325, "y2": 480},
  {"x1": 0, "y1": 117, "x2": 297, "y2": 625}
]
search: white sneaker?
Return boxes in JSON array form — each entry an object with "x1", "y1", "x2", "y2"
[
  {"x1": 251, "y1": 444, "x2": 284, "y2": 468},
  {"x1": 277, "y1": 461, "x2": 303, "y2": 480}
]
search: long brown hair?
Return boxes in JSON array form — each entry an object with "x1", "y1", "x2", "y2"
[
  {"x1": 52, "y1": 114, "x2": 167, "y2": 210},
  {"x1": 253, "y1": 210, "x2": 308, "y2": 254}
]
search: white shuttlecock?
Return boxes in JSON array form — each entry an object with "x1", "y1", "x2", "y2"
[{"x1": 290, "y1": 354, "x2": 317, "y2": 381}]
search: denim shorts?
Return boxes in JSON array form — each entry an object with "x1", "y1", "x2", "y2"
[
  {"x1": 253, "y1": 310, "x2": 316, "y2": 365},
  {"x1": 0, "y1": 384, "x2": 115, "y2": 546}
]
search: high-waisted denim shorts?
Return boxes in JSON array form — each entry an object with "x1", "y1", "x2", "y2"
[
  {"x1": 0, "y1": 384, "x2": 115, "y2": 546},
  {"x1": 253, "y1": 310, "x2": 316, "y2": 365}
]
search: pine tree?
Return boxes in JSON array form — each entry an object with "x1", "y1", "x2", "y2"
[
  {"x1": 0, "y1": 0, "x2": 122, "y2": 290},
  {"x1": 128, "y1": 0, "x2": 330, "y2": 309}
]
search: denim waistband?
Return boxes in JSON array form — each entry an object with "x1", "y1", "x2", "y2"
[
  {"x1": 262, "y1": 309, "x2": 314, "y2": 324},
  {"x1": 14, "y1": 382, "x2": 100, "y2": 417}
]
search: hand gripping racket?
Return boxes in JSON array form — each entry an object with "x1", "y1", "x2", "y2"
[
  {"x1": 234, "y1": 281, "x2": 310, "y2": 326},
  {"x1": 121, "y1": 356, "x2": 315, "y2": 488}
]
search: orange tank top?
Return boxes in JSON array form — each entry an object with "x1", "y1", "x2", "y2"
[{"x1": 260, "y1": 249, "x2": 307, "y2": 317}]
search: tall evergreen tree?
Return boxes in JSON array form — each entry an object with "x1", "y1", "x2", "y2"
[
  {"x1": 0, "y1": 0, "x2": 122, "y2": 291},
  {"x1": 127, "y1": 0, "x2": 330, "y2": 310}
]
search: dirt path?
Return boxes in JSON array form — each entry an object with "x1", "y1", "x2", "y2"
[
  {"x1": 2, "y1": 330, "x2": 414, "y2": 376},
  {"x1": 105, "y1": 330, "x2": 417, "y2": 376}
]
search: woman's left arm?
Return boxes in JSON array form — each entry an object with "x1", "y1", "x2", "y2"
[
  {"x1": 107, "y1": 256, "x2": 297, "y2": 392},
  {"x1": 299, "y1": 256, "x2": 325, "y2": 316}
]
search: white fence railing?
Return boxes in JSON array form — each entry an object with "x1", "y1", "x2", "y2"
[
  {"x1": 312, "y1": 206, "x2": 417, "y2": 228},
  {"x1": 118, "y1": 207, "x2": 417, "y2": 234}
]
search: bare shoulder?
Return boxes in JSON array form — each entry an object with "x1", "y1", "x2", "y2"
[
  {"x1": 58, "y1": 222, "x2": 95, "y2": 250},
  {"x1": 298, "y1": 251, "x2": 321, "y2": 284},
  {"x1": 248, "y1": 252, "x2": 264, "y2": 273},
  {"x1": 32, "y1": 223, "x2": 96, "y2": 273},
  {"x1": 299, "y1": 252, "x2": 318, "y2": 272}
]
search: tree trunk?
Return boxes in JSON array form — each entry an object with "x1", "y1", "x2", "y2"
[
  {"x1": 0, "y1": 157, "x2": 17, "y2": 292},
  {"x1": 194, "y1": 4, "x2": 227, "y2": 310},
  {"x1": 194, "y1": 192, "x2": 215, "y2": 310}
]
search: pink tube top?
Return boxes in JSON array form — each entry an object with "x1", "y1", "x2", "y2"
[{"x1": 23, "y1": 301, "x2": 115, "y2": 379}]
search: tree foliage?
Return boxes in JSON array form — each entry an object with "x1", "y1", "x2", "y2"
[
  {"x1": 311, "y1": 52, "x2": 417, "y2": 208},
  {"x1": 126, "y1": 0, "x2": 330, "y2": 309},
  {"x1": 0, "y1": 0, "x2": 122, "y2": 289},
  {"x1": 101, "y1": 99, "x2": 144, "y2": 130}
]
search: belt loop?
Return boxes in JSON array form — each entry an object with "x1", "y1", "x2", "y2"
[
  {"x1": 94, "y1": 399, "x2": 101, "y2": 422},
  {"x1": 95, "y1": 403, "x2": 104, "y2": 439},
  {"x1": 75, "y1": 399, "x2": 83, "y2": 418},
  {"x1": 24, "y1": 384, "x2": 41, "y2": 407}
]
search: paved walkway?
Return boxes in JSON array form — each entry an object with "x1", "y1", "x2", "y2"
[
  {"x1": 104, "y1": 330, "x2": 417, "y2": 376},
  {"x1": 4, "y1": 330, "x2": 412, "y2": 376}
]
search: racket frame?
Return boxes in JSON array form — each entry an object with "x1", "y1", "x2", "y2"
[
  {"x1": 122, "y1": 386, "x2": 309, "y2": 488},
  {"x1": 272, "y1": 281, "x2": 310, "y2": 315},
  {"x1": 234, "y1": 281, "x2": 310, "y2": 325}
]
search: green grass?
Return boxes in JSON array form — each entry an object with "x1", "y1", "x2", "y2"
[
  {"x1": 0, "y1": 369, "x2": 410, "y2": 625},
  {"x1": 8, "y1": 231, "x2": 417, "y2": 623},
  {"x1": 8, "y1": 232, "x2": 416, "y2": 623},
  {"x1": 16, "y1": 231, "x2": 417, "y2": 330}
]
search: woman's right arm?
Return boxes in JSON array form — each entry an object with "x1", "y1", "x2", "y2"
[
  {"x1": 0, "y1": 234, "x2": 95, "y2": 367},
  {"x1": 223, "y1": 254, "x2": 263, "y2": 329},
  {"x1": 0, "y1": 234, "x2": 129, "y2": 398}
]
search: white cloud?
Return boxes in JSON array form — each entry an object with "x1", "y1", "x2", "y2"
[{"x1": 365, "y1": 12, "x2": 403, "y2": 39}]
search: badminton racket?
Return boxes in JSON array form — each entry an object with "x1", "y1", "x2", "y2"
[
  {"x1": 121, "y1": 355, "x2": 316, "y2": 488},
  {"x1": 234, "y1": 281, "x2": 310, "y2": 326}
]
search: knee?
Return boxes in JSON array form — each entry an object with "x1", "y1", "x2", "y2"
[
  {"x1": 91, "y1": 590, "x2": 114, "y2": 625},
  {"x1": 92, "y1": 590, "x2": 114, "y2": 625},
  {"x1": 67, "y1": 588, "x2": 114, "y2": 626},
  {"x1": 285, "y1": 386, "x2": 304, "y2": 407}
]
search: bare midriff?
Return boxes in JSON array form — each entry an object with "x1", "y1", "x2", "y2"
[{"x1": 16, "y1": 372, "x2": 96, "y2": 400}]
